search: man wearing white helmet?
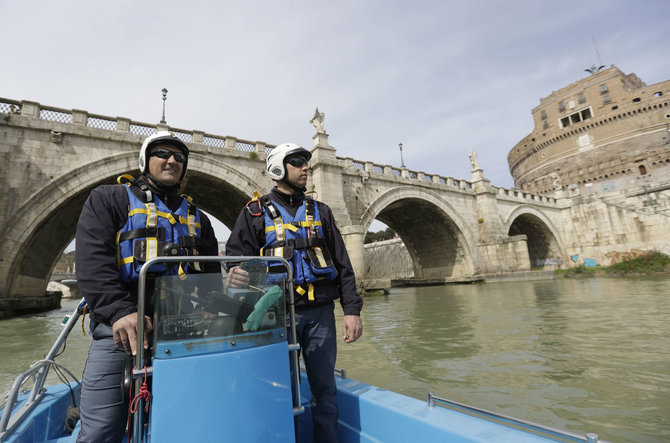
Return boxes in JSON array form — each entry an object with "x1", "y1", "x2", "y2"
[
  {"x1": 226, "y1": 143, "x2": 363, "y2": 443},
  {"x1": 75, "y1": 131, "x2": 220, "y2": 442}
]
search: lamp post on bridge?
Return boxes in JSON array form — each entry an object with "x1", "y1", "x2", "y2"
[
  {"x1": 399, "y1": 143, "x2": 405, "y2": 168},
  {"x1": 160, "y1": 88, "x2": 168, "y2": 124}
]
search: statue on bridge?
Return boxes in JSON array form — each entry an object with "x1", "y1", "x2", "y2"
[
  {"x1": 469, "y1": 149, "x2": 480, "y2": 170},
  {"x1": 310, "y1": 108, "x2": 326, "y2": 134}
]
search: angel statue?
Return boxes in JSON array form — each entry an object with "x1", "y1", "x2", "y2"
[
  {"x1": 469, "y1": 149, "x2": 479, "y2": 170},
  {"x1": 310, "y1": 108, "x2": 326, "y2": 134}
]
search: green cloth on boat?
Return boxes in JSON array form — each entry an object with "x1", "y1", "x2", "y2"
[{"x1": 243, "y1": 285, "x2": 283, "y2": 331}]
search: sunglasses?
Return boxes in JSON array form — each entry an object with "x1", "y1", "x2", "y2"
[
  {"x1": 149, "y1": 148, "x2": 187, "y2": 163},
  {"x1": 286, "y1": 157, "x2": 308, "y2": 167}
]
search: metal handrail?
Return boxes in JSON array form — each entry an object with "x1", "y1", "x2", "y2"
[
  {"x1": 132, "y1": 256, "x2": 300, "y2": 442},
  {"x1": 0, "y1": 300, "x2": 84, "y2": 441},
  {"x1": 427, "y1": 392, "x2": 607, "y2": 443}
]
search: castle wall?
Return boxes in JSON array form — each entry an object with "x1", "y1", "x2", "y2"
[{"x1": 509, "y1": 66, "x2": 670, "y2": 196}]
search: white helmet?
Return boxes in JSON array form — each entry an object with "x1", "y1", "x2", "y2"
[
  {"x1": 266, "y1": 143, "x2": 312, "y2": 180},
  {"x1": 139, "y1": 131, "x2": 190, "y2": 181}
]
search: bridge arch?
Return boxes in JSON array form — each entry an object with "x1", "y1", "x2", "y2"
[
  {"x1": 361, "y1": 187, "x2": 477, "y2": 278},
  {"x1": 3, "y1": 152, "x2": 263, "y2": 300},
  {"x1": 504, "y1": 205, "x2": 565, "y2": 269}
]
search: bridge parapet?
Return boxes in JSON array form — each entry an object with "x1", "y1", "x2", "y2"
[
  {"x1": 0, "y1": 97, "x2": 274, "y2": 155},
  {"x1": 496, "y1": 186, "x2": 559, "y2": 205},
  {"x1": 341, "y1": 156, "x2": 473, "y2": 191}
]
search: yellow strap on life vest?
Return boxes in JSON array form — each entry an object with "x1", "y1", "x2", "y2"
[
  {"x1": 265, "y1": 223, "x2": 299, "y2": 234},
  {"x1": 146, "y1": 238, "x2": 158, "y2": 260},
  {"x1": 299, "y1": 220, "x2": 322, "y2": 228},
  {"x1": 127, "y1": 208, "x2": 178, "y2": 225},
  {"x1": 80, "y1": 304, "x2": 88, "y2": 335},
  {"x1": 119, "y1": 256, "x2": 134, "y2": 265},
  {"x1": 296, "y1": 283, "x2": 315, "y2": 301},
  {"x1": 177, "y1": 215, "x2": 201, "y2": 227},
  {"x1": 178, "y1": 263, "x2": 187, "y2": 280},
  {"x1": 146, "y1": 202, "x2": 157, "y2": 229}
]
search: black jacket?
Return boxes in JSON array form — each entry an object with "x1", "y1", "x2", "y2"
[
  {"x1": 75, "y1": 176, "x2": 219, "y2": 326},
  {"x1": 225, "y1": 187, "x2": 363, "y2": 316}
]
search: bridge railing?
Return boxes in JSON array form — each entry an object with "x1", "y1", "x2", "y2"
[
  {"x1": 342, "y1": 157, "x2": 473, "y2": 190},
  {"x1": 342, "y1": 155, "x2": 558, "y2": 204},
  {"x1": 0, "y1": 97, "x2": 274, "y2": 155},
  {"x1": 496, "y1": 186, "x2": 557, "y2": 203}
]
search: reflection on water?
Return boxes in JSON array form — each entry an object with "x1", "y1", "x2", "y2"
[
  {"x1": 335, "y1": 277, "x2": 670, "y2": 443},
  {"x1": 1, "y1": 278, "x2": 668, "y2": 443}
]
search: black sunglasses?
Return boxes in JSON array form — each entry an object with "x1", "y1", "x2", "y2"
[
  {"x1": 149, "y1": 148, "x2": 187, "y2": 163},
  {"x1": 286, "y1": 157, "x2": 308, "y2": 167}
]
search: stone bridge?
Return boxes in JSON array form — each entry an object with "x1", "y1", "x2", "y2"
[{"x1": 3, "y1": 97, "x2": 668, "y2": 312}]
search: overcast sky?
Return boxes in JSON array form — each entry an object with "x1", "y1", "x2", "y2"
[{"x1": 4, "y1": 1, "x2": 669, "y2": 239}]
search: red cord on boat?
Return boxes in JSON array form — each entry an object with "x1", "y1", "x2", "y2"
[{"x1": 129, "y1": 366, "x2": 151, "y2": 413}]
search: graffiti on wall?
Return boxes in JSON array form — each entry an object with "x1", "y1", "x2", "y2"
[
  {"x1": 569, "y1": 254, "x2": 597, "y2": 266},
  {"x1": 535, "y1": 258, "x2": 562, "y2": 266},
  {"x1": 583, "y1": 258, "x2": 597, "y2": 267},
  {"x1": 604, "y1": 249, "x2": 647, "y2": 265}
]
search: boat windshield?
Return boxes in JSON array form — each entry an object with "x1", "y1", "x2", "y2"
[{"x1": 150, "y1": 258, "x2": 289, "y2": 355}]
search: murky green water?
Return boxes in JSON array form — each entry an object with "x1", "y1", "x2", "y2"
[
  {"x1": 335, "y1": 277, "x2": 670, "y2": 443},
  {"x1": 2, "y1": 277, "x2": 668, "y2": 442}
]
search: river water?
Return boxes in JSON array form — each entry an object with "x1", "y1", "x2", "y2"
[{"x1": 2, "y1": 277, "x2": 668, "y2": 442}]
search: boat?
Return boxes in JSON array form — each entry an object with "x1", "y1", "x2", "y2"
[{"x1": 1, "y1": 256, "x2": 607, "y2": 442}]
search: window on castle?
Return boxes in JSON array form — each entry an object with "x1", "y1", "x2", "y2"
[
  {"x1": 578, "y1": 93, "x2": 586, "y2": 104},
  {"x1": 541, "y1": 110, "x2": 547, "y2": 120},
  {"x1": 559, "y1": 107, "x2": 593, "y2": 128},
  {"x1": 558, "y1": 102, "x2": 566, "y2": 112},
  {"x1": 633, "y1": 97, "x2": 641, "y2": 103},
  {"x1": 639, "y1": 165, "x2": 647, "y2": 175},
  {"x1": 603, "y1": 95, "x2": 611, "y2": 104},
  {"x1": 600, "y1": 84, "x2": 608, "y2": 94},
  {"x1": 571, "y1": 113, "x2": 582, "y2": 124},
  {"x1": 543, "y1": 120, "x2": 549, "y2": 129}
]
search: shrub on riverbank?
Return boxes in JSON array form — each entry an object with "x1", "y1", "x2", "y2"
[
  {"x1": 557, "y1": 251, "x2": 670, "y2": 277},
  {"x1": 605, "y1": 251, "x2": 670, "y2": 275}
]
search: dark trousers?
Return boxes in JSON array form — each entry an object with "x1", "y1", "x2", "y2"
[
  {"x1": 294, "y1": 302, "x2": 338, "y2": 443},
  {"x1": 77, "y1": 323, "x2": 128, "y2": 443}
]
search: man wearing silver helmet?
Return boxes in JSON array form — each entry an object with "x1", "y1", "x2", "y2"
[
  {"x1": 75, "y1": 131, "x2": 220, "y2": 442},
  {"x1": 226, "y1": 143, "x2": 363, "y2": 443}
]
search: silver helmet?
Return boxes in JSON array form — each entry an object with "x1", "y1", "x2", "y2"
[
  {"x1": 266, "y1": 143, "x2": 312, "y2": 181},
  {"x1": 139, "y1": 131, "x2": 190, "y2": 181}
]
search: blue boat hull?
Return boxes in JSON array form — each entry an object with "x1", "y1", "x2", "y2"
[{"x1": 4, "y1": 372, "x2": 594, "y2": 443}]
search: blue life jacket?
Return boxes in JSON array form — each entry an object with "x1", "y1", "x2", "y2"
[
  {"x1": 117, "y1": 183, "x2": 203, "y2": 283},
  {"x1": 260, "y1": 196, "x2": 338, "y2": 300}
]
